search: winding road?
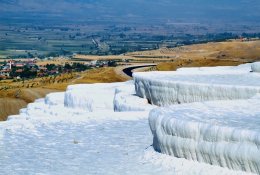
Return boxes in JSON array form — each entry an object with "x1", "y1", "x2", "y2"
[{"x1": 122, "y1": 64, "x2": 156, "y2": 77}]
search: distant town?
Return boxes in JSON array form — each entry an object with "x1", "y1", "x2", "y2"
[{"x1": 0, "y1": 57, "x2": 118, "y2": 80}]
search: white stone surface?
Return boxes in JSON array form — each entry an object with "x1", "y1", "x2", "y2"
[
  {"x1": 149, "y1": 98, "x2": 260, "y2": 174},
  {"x1": 113, "y1": 84, "x2": 155, "y2": 112},
  {"x1": 134, "y1": 63, "x2": 260, "y2": 106},
  {"x1": 251, "y1": 62, "x2": 260, "y2": 72},
  {"x1": 64, "y1": 82, "x2": 127, "y2": 111},
  {"x1": 45, "y1": 92, "x2": 65, "y2": 106}
]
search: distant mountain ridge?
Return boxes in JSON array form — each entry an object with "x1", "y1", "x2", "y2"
[{"x1": 0, "y1": 0, "x2": 260, "y2": 25}]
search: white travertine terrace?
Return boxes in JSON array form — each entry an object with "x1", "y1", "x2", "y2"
[
  {"x1": 251, "y1": 62, "x2": 260, "y2": 72},
  {"x1": 149, "y1": 99, "x2": 260, "y2": 174},
  {"x1": 134, "y1": 62, "x2": 260, "y2": 174},
  {"x1": 134, "y1": 64, "x2": 260, "y2": 106}
]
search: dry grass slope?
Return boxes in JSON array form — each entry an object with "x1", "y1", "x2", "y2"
[
  {"x1": 74, "y1": 67, "x2": 127, "y2": 84},
  {"x1": 156, "y1": 59, "x2": 243, "y2": 71},
  {"x1": 0, "y1": 98, "x2": 27, "y2": 121},
  {"x1": 151, "y1": 41, "x2": 260, "y2": 71},
  {"x1": 0, "y1": 89, "x2": 59, "y2": 121}
]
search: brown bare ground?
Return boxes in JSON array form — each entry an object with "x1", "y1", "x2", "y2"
[
  {"x1": 128, "y1": 40, "x2": 260, "y2": 63},
  {"x1": 148, "y1": 41, "x2": 260, "y2": 71},
  {"x1": 156, "y1": 59, "x2": 244, "y2": 71},
  {"x1": 73, "y1": 67, "x2": 127, "y2": 84}
]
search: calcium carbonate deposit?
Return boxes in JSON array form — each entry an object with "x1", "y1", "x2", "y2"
[
  {"x1": 149, "y1": 99, "x2": 260, "y2": 174},
  {"x1": 0, "y1": 62, "x2": 259, "y2": 174},
  {"x1": 134, "y1": 66, "x2": 260, "y2": 106}
]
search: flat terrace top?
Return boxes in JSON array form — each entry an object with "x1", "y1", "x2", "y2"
[
  {"x1": 134, "y1": 72, "x2": 260, "y2": 87},
  {"x1": 133, "y1": 63, "x2": 260, "y2": 87},
  {"x1": 154, "y1": 99, "x2": 260, "y2": 132}
]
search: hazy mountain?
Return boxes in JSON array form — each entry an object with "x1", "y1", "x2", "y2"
[{"x1": 0, "y1": 0, "x2": 260, "y2": 25}]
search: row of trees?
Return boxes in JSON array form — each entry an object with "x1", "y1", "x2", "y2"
[
  {"x1": 45, "y1": 62, "x2": 91, "y2": 73},
  {"x1": 5, "y1": 62, "x2": 91, "y2": 80},
  {"x1": 9, "y1": 66, "x2": 37, "y2": 79}
]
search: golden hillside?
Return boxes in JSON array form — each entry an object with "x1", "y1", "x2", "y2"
[{"x1": 127, "y1": 40, "x2": 260, "y2": 70}]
